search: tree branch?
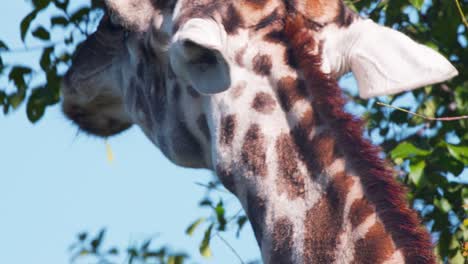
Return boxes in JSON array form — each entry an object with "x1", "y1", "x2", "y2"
[{"x1": 377, "y1": 102, "x2": 468, "y2": 121}]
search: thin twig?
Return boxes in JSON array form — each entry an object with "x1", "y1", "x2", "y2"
[
  {"x1": 194, "y1": 182, "x2": 230, "y2": 194},
  {"x1": 377, "y1": 102, "x2": 468, "y2": 121},
  {"x1": 455, "y1": 0, "x2": 468, "y2": 29},
  {"x1": 215, "y1": 233, "x2": 246, "y2": 264}
]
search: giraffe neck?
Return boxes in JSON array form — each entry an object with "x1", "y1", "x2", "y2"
[
  {"x1": 210, "y1": 17, "x2": 435, "y2": 264},
  {"x1": 213, "y1": 90, "x2": 406, "y2": 263}
]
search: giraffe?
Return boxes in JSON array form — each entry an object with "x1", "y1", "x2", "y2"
[{"x1": 61, "y1": 0, "x2": 458, "y2": 263}]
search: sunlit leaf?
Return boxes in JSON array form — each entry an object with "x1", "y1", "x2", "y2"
[
  {"x1": 199, "y1": 224, "x2": 213, "y2": 258},
  {"x1": 409, "y1": 0, "x2": 424, "y2": 10},
  {"x1": 434, "y1": 198, "x2": 453, "y2": 214},
  {"x1": 391, "y1": 142, "x2": 431, "y2": 160},
  {"x1": 186, "y1": 218, "x2": 205, "y2": 236},
  {"x1": 106, "y1": 141, "x2": 114, "y2": 163},
  {"x1": 215, "y1": 201, "x2": 227, "y2": 231},
  {"x1": 409, "y1": 160, "x2": 426, "y2": 187},
  {"x1": 447, "y1": 144, "x2": 468, "y2": 164}
]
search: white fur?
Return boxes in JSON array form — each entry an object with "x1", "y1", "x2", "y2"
[{"x1": 321, "y1": 19, "x2": 458, "y2": 98}]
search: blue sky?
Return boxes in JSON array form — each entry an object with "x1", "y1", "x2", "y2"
[{"x1": 0, "y1": 1, "x2": 259, "y2": 263}]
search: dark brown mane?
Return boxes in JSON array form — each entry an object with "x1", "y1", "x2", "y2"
[{"x1": 283, "y1": 15, "x2": 436, "y2": 264}]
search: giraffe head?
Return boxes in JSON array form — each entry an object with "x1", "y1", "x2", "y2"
[{"x1": 62, "y1": 0, "x2": 457, "y2": 161}]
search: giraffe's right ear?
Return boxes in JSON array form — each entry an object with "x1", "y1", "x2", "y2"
[{"x1": 322, "y1": 19, "x2": 458, "y2": 99}]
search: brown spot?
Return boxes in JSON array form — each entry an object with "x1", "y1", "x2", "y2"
[
  {"x1": 349, "y1": 198, "x2": 375, "y2": 229},
  {"x1": 304, "y1": 173, "x2": 354, "y2": 263},
  {"x1": 308, "y1": 132, "x2": 340, "y2": 177},
  {"x1": 252, "y1": 54, "x2": 272, "y2": 76},
  {"x1": 244, "y1": 0, "x2": 269, "y2": 9},
  {"x1": 247, "y1": 191, "x2": 266, "y2": 246},
  {"x1": 222, "y1": 4, "x2": 244, "y2": 34},
  {"x1": 352, "y1": 221, "x2": 396, "y2": 264},
  {"x1": 197, "y1": 114, "x2": 210, "y2": 140},
  {"x1": 255, "y1": 9, "x2": 280, "y2": 30},
  {"x1": 276, "y1": 134, "x2": 305, "y2": 199},
  {"x1": 285, "y1": 46, "x2": 299, "y2": 69},
  {"x1": 216, "y1": 165, "x2": 236, "y2": 193},
  {"x1": 264, "y1": 30, "x2": 287, "y2": 44},
  {"x1": 235, "y1": 47, "x2": 246, "y2": 66},
  {"x1": 219, "y1": 115, "x2": 236, "y2": 146},
  {"x1": 252, "y1": 92, "x2": 277, "y2": 114},
  {"x1": 271, "y1": 218, "x2": 295, "y2": 263},
  {"x1": 276, "y1": 77, "x2": 307, "y2": 111},
  {"x1": 241, "y1": 124, "x2": 267, "y2": 177},
  {"x1": 231, "y1": 81, "x2": 246, "y2": 98}
]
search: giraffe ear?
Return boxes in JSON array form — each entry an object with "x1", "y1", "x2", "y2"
[
  {"x1": 323, "y1": 19, "x2": 458, "y2": 99},
  {"x1": 170, "y1": 19, "x2": 231, "y2": 94},
  {"x1": 105, "y1": 0, "x2": 156, "y2": 31}
]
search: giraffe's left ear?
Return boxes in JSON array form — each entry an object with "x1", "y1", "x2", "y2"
[
  {"x1": 170, "y1": 19, "x2": 231, "y2": 95},
  {"x1": 322, "y1": 19, "x2": 458, "y2": 99}
]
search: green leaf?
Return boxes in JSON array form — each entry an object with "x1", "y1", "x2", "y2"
[
  {"x1": 0, "y1": 40, "x2": 8, "y2": 51},
  {"x1": 409, "y1": 160, "x2": 426, "y2": 187},
  {"x1": 199, "y1": 224, "x2": 213, "y2": 258},
  {"x1": 8, "y1": 66, "x2": 32, "y2": 92},
  {"x1": 27, "y1": 87, "x2": 48, "y2": 122},
  {"x1": 40, "y1": 47, "x2": 54, "y2": 71},
  {"x1": 434, "y1": 198, "x2": 453, "y2": 214},
  {"x1": 236, "y1": 216, "x2": 248, "y2": 237},
  {"x1": 108, "y1": 248, "x2": 118, "y2": 255},
  {"x1": 447, "y1": 144, "x2": 468, "y2": 164},
  {"x1": 32, "y1": 26, "x2": 50, "y2": 40},
  {"x1": 20, "y1": 10, "x2": 39, "y2": 41},
  {"x1": 168, "y1": 255, "x2": 186, "y2": 264},
  {"x1": 51, "y1": 16, "x2": 68, "y2": 27},
  {"x1": 409, "y1": 0, "x2": 424, "y2": 10},
  {"x1": 185, "y1": 218, "x2": 205, "y2": 236},
  {"x1": 32, "y1": 0, "x2": 51, "y2": 9},
  {"x1": 53, "y1": 0, "x2": 70, "y2": 11},
  {"x1": 391, "y1": 142, "x2": 431, "y2": 160},
  {"x1": 78, "y1": 232, "x2": 87, "y2": 241},
  {"x1": 70, "y1": 7, "x2": 91, "y2": 23},
  {"x1": 215, "y1": 201, "x2": 227, "y2": 231},
  {"x1": 90, "y1": 229, "x2": 106, "y2": 251}
]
